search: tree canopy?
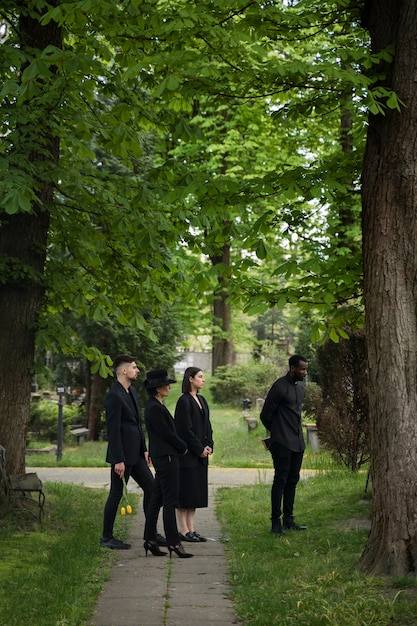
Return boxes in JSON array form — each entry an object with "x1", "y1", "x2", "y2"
[{"x1": 1, "y1": 0, "x2": 416, "y2": 576}]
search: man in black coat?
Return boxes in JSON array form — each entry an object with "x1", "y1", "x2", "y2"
[
  {"x1": 101, "y1": 354, "x2": 155, "y2": 549},
  {"x1": 260, "y1": 354, "x2": 308, "y2": 535}
]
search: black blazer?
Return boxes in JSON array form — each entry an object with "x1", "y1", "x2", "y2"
[
  {"x1": 105, "y1": 381, "x2": 147, "y2": 465},
  {"x1": 174, "y1": 393, "x2": 214, "y2": 468},
  {"x1": 145, "y1": 397, "x2": 187, "y2": 459}
]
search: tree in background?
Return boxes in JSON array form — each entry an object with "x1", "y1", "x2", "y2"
[
  {"x1": 316, "y1": 329, "x2": 369, "y2": 472},
  {"x1": 47, "y1": 304, "x2": 183, "y2": 440}
]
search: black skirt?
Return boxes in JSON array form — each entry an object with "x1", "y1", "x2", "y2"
[{"x1": 178, "y1": 463, "x2": 208, "y2": 509}]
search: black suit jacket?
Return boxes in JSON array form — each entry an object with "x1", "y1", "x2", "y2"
[
  {"x1": 145, "y1": 397, "x2": 187, "y2": 459},
  {"x1": 174, "y1": 393, "x2": 214, "y2": 468},
  {"x1": 105, "y1": 381, "x2": 147, "y2": 465}
]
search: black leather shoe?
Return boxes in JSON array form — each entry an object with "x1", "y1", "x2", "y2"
[
  {"x1": 100, "y1": 536, "x2": 131, "y2": 549},
  {"x1": 155, "y1": 533, "x2": 167, "y2": 546},
  {"x1": 184, "y1": 531, "x2": 200, "y2": 542},
  {"x1": 271, "y1": 521, "x2": 286, "y2": 535},
  {"x1": 283, "y1": 521, "x2": 307, "y2": 531},
  {"x1": 192, "y1": 531, "x2": 207, "y2": 542}
]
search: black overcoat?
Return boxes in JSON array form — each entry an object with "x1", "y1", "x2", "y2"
[
  {"x1": 174, "y1": 393, "x2": 214, "y2": 468},
  {"x1": 145, "y1": 397, "x2": 187, "y2": 459}
]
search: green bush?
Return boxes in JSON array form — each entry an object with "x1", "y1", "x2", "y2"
[
  {"x1": 302, "y1": 381, "x2": 323, "y2": 420},
  {"x1": 316, "y1": 329, "x2": 370, "y2": 472},
  {"x1": 210, "y1": 362, "x2": 279, "y2": 406},
  {"x1": 29, "y1": 399, "x2": 84, "y2": 443}
]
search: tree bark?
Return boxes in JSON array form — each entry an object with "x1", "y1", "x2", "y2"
[
  {"x1": 0, "y1": 7, "x2": 61, "y2": 474},
  {"x1": 211, "y1": 243, "x2": 235, "y2": 374},
  {"x1": 88, "y1": 371, "x2": 107, "y2": 441},
  {"x1": 361, "y1": 0, "x2": 417, "y2": 575}
]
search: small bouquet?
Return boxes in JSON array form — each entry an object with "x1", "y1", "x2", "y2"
[{"x1": 120, "y1": 475, "x2": 133, "y2": 516}]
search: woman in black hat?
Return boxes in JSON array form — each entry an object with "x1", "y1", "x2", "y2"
[{"x1": 143, "y1": 369, "x2": 193, "y2": 558}]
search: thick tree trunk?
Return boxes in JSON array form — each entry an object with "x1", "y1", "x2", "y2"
[
  {"x1": 361, "y1": 0, "x2": 417, "y2": 575},
  {"x1": 0, "y1": 7, "x2": 61, "y2": 474},
  {"x1": 211, "y1": 243, "x2": 235, "y2": 374},
  {"x1": 0, "y1": 212, "x2": 50, "y2": 474}
]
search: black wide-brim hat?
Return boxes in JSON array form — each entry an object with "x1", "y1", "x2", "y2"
[{"x1": 144, "y1": 369, "x2": 176, "y2": 389}]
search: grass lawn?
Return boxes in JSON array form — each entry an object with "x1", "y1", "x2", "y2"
[
  {"x1": 15, "y1": 386, "x2": 417, "y2": 625},
  {"x1": 0, "y1": 483, "x2": 138, "y2": 626},
  {"x1": 217, "y1": 471, "x2": 417, "y2": 625}
]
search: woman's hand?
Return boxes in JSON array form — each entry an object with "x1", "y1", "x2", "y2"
[{"x1": 199, "y1": 446, "x2": 212, "y2": 458}]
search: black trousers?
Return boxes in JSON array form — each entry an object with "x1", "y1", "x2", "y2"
[
  {"x1": 102, "y1": 465, "x2": 132, "y2": 539},
  {"x1": 270, "y1": 442, "x2": 304, "y2": 523},
  {"x1": 102, "y1": 457, "x2": 156, "y2": 539},
  {"x1": 130, "y1": 456, "x2": 155, "y2": 517},
  {"x1": 144, "y1": 455, "x2": 180, "y2": 546}
]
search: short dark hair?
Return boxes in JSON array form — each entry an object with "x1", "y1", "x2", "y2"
[
  {"x1": 181, "y1": 367, "x2": 202, "y2": 394},
  {"x1": 113, "y1": 354, "x2": 136, "y2": 374},
  {"x1": 289, "y1": 354, "x2": 307, "y2": 368}
]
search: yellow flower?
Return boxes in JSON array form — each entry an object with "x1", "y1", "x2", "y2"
[
  {"x1": 126, "y1": 504, "x2": 132, "y2": 515},
  {"x1": 120, "y1": 506, "x2": 126, "y2": 516}
]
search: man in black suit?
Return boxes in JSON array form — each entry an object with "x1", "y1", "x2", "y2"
[{"x1": 101, "y1": 354, "x2": 157, "y2": 549}]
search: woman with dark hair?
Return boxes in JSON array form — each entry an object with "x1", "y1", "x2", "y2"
[
  {"x1": 143, "y1": 369, "x2": 193, "y2": 559},
  {"x1": 174, "y1": 367, "x2": 213, "y2": 542}
]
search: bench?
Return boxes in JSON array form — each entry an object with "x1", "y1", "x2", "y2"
[
  {"x1": 70, "y1": 427, "x2": 89, "y2": 445},
  {"x1": 0, "y1": 445, "x2": 45, "y2": 525}
]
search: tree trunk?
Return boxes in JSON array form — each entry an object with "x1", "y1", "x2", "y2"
[
  {"x1": 88, "y1": 371, "x2": 107, "y2": 441},
  {"x1": 211, "y1": 243, "x2": 235, "y2": 374},
  {"x1": 0, "y1": 7, "x2": 61, "y2": 474},
  {"x1": 360, "y1": 0, "x2": 417, "y2": 575}
]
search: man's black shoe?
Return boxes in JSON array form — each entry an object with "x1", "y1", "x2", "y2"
[
  {"x1": 155, "y1": 533, "x2": 167, "y2": 546},
  {"x1": 271, "y1": 521, "x2": 286, "y2": 535},
  {"x1": 283, "y1": 521, "x2": 308, "y2": 531},
  {"x1": 100, "y1": 536, "x2": 131, "y2": 550}
]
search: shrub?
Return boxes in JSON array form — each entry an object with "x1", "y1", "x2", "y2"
[
  {"x1": 302, "y1": 382, "x2": 323, "y2": 420},
  {"x1": 316, "y1": 329, "x2": 370, "y2": 471},
  {"x1": 210, "y1": 362, "x2": 279, "y2": 406},
  {"x1": 29, "y1": 399, "x2": 84, "y2": 443}
]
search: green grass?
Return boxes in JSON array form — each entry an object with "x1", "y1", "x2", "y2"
[
  {"x1": 0, "y1": 483, "x2": 137, "y2": 626},
  {"x1": 3, "y1": 471, "x2": 415, "y2": 626},
  {"x1": 216, "y1": 471, "x2": 417, "y2": 626}
]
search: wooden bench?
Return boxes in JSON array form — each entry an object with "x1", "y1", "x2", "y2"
[{"x1": 0, "y1": 445, "x2": 45, "y2": 525}]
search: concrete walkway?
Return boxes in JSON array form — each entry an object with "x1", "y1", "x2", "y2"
[{"x1": 32, "y1": 467, "x2": 306, "y2": 626}]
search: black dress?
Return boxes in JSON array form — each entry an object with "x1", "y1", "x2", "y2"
[{"x1": 174, "y1": 393, "x2": 214, "y2": 509}]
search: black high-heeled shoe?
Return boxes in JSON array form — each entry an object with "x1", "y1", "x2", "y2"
[
  {"x1": 168, "y1": 543, "x2": 193, "y2": 559},
  {"x1": 144, "y1": 540, "x2": 167, "y2": 557}
]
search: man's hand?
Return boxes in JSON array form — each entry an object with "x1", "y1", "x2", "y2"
[{"x1": 114, "y1": 461, "x2": 125, "y2": 478}]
